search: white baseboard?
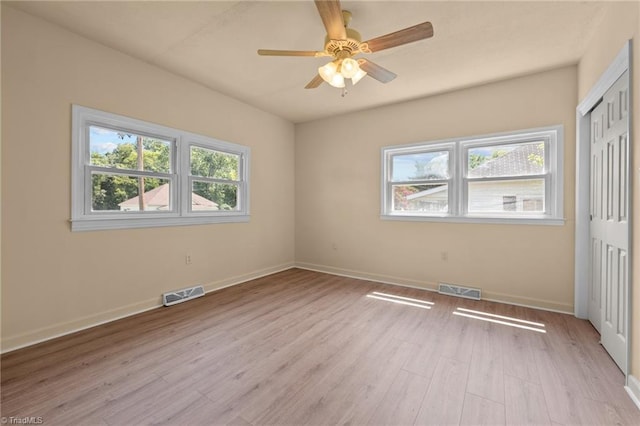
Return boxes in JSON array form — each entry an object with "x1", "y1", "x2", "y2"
[
  {"x1": 626, "y1": 375, "x2": 640, "y2": 412},
  {"x1": 201, "y1": 263, "x2": 295, "y2": 295},
  {"x1": 295, "y1": 262, "x2": 573, "y2": 314},
  {"x1": 295, "y1": 262, "x2": 440, "y2": 292},
  {"x1": 1, "y1": 298, "x2": 162, "y2": 354},
  {"x1": 1, "y1": 262, "x2": 295, "y2": 354}
]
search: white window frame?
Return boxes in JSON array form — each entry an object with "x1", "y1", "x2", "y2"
[
  {"x1": 383, "y1": 142, "x2": 456, "y2": 216},
  {"x1": 71, "y1": 105, "x2": 250, "y2": 231},
  {"x1": 381, "y1": 125, "x2": 564, "y2": 225}
]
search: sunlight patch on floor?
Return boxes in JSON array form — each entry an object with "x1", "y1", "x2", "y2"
[
  {"x1": 366, "y1": 291, "x2": 434, "y2": 309},
  {"x1": 452, "y1": 307, "x2": 546, "y2": 333}
]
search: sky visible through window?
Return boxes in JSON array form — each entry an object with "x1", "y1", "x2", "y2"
[{"x1": 90, "y1": 127, "x2": 137, "y2": 154}]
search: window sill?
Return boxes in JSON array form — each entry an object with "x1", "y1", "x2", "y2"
[
  {"x1": 71, "y1": 214, "x2": 250, "y2": 231},
  {"x1": 380, "y1": 214, "x2": 565, "y2": 226}
]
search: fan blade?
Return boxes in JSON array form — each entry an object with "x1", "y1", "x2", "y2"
[
  {"x1": 358, "y1": 59, "x2": 397, "y2": 83},
  {"x1": 305, "y1": 74, "x2": 324, "y2": 89},
  {"x1": 364, "y1": 22, "x2": 433, "y2": 53},
  {"x1": 258, "y1": 49, "x2": 326, "y2": 57},
  {"x1": 314, "y1": 0, "x2": 346, "y2": 40}
]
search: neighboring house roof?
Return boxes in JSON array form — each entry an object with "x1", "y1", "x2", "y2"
[
  {"x1": 119, "y1": 183, "x2": 218, "y2": 209},
  {"x1": 468, "y1": 143, "x2": 544, "y2": 178},
  {"x1": 406, "y1": 185, "x2": 447, "y2": 200}
]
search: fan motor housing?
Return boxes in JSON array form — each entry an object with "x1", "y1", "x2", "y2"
[{"x1": 324, "y1": 28, "x2": 370, "y2": 56}]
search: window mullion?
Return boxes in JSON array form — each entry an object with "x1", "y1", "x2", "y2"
[
  {"x1": 87, "y1": 165, "x2": 174, "y2": 180},
  {"x1": 545, "y1": 174, "x2": 552, "y2": 215},
  {"x1": 84, "y1": 167, "x2": 92, "y2": 216},
  {"x1": 191, "y1": 176, "x2": 241, "y2": 185},
  {"x1": 455, "y1": 143, "x2": 464, "y2": 217},
  {"x1": 180, "y1": 136, "x2": 189, "y2": 217},
  {"x1": 466, "y1": 173, "x2": 548, "y2": 183},
  {"x1": 390, "y1": 181, "x2": 449, "y2": 189}
]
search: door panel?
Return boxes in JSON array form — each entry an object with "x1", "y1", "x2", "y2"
[{"x1": 588, "y1": 70, "x2": 629, "y2": 373}]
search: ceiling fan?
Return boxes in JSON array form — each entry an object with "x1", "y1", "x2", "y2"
[{"x1": 257, "y1": 0, "x2": 434, "y2": 91}]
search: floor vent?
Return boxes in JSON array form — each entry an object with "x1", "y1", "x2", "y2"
[
  {"x1": 438, "y1": 283, "x2": 481, "y2": 300},
  {"x1": 163, "y1": 285, "x2": 205, "y2": 306}
]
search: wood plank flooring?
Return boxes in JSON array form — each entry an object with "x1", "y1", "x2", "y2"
[{"x1": 1, "y1": 268, "x2": 638, "y2": 425}]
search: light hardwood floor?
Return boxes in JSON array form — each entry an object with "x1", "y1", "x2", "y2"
[{"x1": 1, "y1": 269, "x2": 638, "y2": 425}]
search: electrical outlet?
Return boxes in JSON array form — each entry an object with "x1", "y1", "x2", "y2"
[
  {"x1": 440, "y1": 251, "x2": 448, "y2": 261},
  {"x1": 185, "y1": 254, "x2": 192, "y2": 265}
]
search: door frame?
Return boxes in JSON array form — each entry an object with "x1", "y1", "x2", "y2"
[{"x1": 575, "y1": 40, "x2": 632, "y2": 377}]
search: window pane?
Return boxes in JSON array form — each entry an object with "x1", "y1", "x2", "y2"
[
  {"x1": 468, "y1": 179, "x2": 544, "y2": 213},
  {"x1": 191, "y1": 146, "x2": 239, "y2": 180},
  {"x1": 89, "y1": 126, "x2": 171, "y2": 173},
  {"x1": 192, "y1": 181, "x2": 238, "y2": 211},
  {"x1": 392, "y1": 184, "x2": 448, "y2": 212},
  {"x1": 92, "y1": 173, "x2": 171, "y2": 212},
  {"x1": 467, "y1": 142, "x2": 544, "y2": 178},
  {"x1": 391, "y1": 151, "x2": 449, "y2": 181}
]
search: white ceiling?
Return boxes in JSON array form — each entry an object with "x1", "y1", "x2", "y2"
[{"x1": 8, "y1": 1, "x2": 608, "y2": 123}]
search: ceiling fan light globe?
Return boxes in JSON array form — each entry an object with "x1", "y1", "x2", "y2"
[
  {"x1": 340, "y1": 58, "x2": 360, "y2": 79},
  {"x1": 351, "y1": 69, "x2": 367, "y2": 85},
  {"x1": 318, "y1": 61, "x2": 338, "y2": 84},
  {"x1": 328, "y1": 73, "x2": 345, "y2": 88}
]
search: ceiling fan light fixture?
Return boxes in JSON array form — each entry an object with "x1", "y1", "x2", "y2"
[
  {"x1": 318, "y1": 61, "x2": 337, "y2": 81},
  {"x1": 328, "y1": 73, "x2": 346, "y2": 88},
  {"x1": 318, "y1": 61, "x2": 346, "y2": 88},
  {"x1": 340, "y1": 57, "x2": 360, "y2": 79}
]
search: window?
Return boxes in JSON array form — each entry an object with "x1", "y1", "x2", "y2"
[
  {"x1": 388, "y1": 145, "x2": 453, "y2": 214},
  {"x1": 382, "y1": 126, "x2": 563, "y2": 224},
  {"x1": 72, "y1": 105, "x2": 250, "y2": 231}
]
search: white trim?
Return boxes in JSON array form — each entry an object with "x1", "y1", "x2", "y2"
[
  {"x1": 624, "y1": 374, "x2": 640, "y2": 410},
  {"x1": 295, "y1": 262, "x2": 574, "y2": 314},
  {"x1": 574, "y1": 109, "x2": 592, "y2": 319},
  {"x1": 578, "y1": 43, "x2": 630, "y2": 116},
  {"x1": 71, "y1": 214, "x2": 250, "y2": 231},
  {"x1": 0, "y1": 263, "x2": 295, "y2": 354},
  {"x1": 625, "y1": 375, "x2": 640, "y2": 412},
  {"x1": 381, "y1": 214, "x2": 564, "y2": 226}
]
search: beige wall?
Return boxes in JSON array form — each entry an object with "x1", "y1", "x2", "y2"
[
  {"x1": 1, "y1": 6, "x2": 295, "y2": 351},
  {"x1": 577, "y1": 0, "x2": 640, "y2": 386},
  {"x1": 296, "y1": 66, "x2": 577, "y2": 313}
]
